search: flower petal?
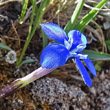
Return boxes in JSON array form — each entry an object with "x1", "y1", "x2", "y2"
[
  {"x1": 68, "y1": 30, "x2": 87, "y2": 52},
  {"x1": 83, "y1": 57, "x2": 96, "y2": 77},
  {"x1": 69, "y1": 52, "x2": 88, "y2": 59},
  {"x1": 40, "y1": 23, "x2": 68, "y2": 44},
  {"x1": 40, "y1": 43, "x2": 70, "y2": 69},
  {"x1": 75, "y1": 57, "x2": 92, "y2": 87}
]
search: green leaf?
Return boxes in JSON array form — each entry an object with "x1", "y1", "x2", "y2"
[
  {"x1": 28, "y1": 0, "x2": 36, "y2": 37},
  {"x1": 17, "y1": 0, "x2": 51, "y2": 66},
  {"x1": 82, "y1": 50, "x2": 110, "y2": 61},
  {"x1": 31, "y1": 0, "x2": 51, "y2": 37},
  {"x1": 19, "y1": 0, "x2": 28, "y2": 24},
  {"x1": 95, "y1": 61, "x2": 103, "y2": 71},
  {"x1": 20, "y1": 58, "x2": 35, "y2": 66},
  {"x1": 105, "y1": 40, "x2": 110, "y2": 51},
  {"x1": 64, "y1": 0, "x2": 85, "y2": 33},
  {"x1": 0, "y1": 43, "x2": 12, "y2": 51},
  {"x1": 73, "y1": 0, "x2": 108, "y2": 31},
  {"x1": 41, "y1": 29, "x2": 48, "y2": 49},
  {"x1": 95, "y1": 63, "x2": 102, "y2": 71}
]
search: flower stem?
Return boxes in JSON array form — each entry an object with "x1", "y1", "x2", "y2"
[
  {"x1": 0, "y1": 67, "x2": 55, "y2": 99},
  {"x1": 15, "y1": 67, "x2": 55, "y2": 88}
]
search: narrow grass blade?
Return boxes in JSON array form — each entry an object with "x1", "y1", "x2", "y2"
[
  {"x1": 82, "y1": 50, "x2": 110, "y2": 61},
  {"x1": 0, "y1": 43, "x2": 12, "y2": 51},
  {"x1": 28, "y1": 0, "x2": 36, "y2": 36},
  {"x1": 41, "y1": 29, "x2": 48, "y2": 49},
  {"x1": 73, "y1": 0, "x2": 108, "y2": 31},
  {"x1": 17, "y1": 0, "x2": 51, "y2": 66},
  {"x1": 20, "y1": 58, "x2": 35, "y2": 66},
  {"x1": 30, "y1": 0, "x2": 51, "y2": 38},
  {"x1": 19, "y1": 0, "x2": 29, "y2": 24},
  {"x1": 64, "y1": 0, "x2": 85, "y2": 33}
]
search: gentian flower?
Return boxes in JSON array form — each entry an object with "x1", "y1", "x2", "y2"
[
  {"x1": 0, "y1": 23, "x2": 97, "y2": 99},
  {"x1": 40, "y1": 23, "x2": 96, "y2": 87}
]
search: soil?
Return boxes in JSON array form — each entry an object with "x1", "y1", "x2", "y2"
[{"x1": 0, "y1": 0, "x2": 110, "y2": 110}]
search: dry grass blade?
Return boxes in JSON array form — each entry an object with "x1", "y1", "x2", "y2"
[
  {"x1": 0, "y1": 0, "x2": 22, "y2": 6},
  {"x1": 85, "y1": 25, "x2": 106, "y2": 52},
  {"x1": 11, "y1": 20, "x2": 20, "y2": 47},
  {"x1": 91, "y1": 20, "x2": 107, "y2": 52},
  {"x1": 84, "y1": 3, "x2": 110, "y2": 11}
]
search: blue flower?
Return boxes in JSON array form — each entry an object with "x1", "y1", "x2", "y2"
[{"x1": 40, "y1": 23, "x2": 96, "y2": 87}]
